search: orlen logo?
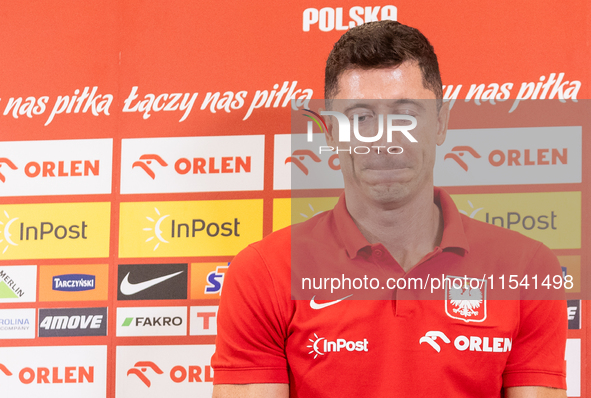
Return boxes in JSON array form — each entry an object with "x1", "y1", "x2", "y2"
[
  {"x1": 306, "y1": 332, "x2": 368, "y2": 359},
  {"x1": 127, "y1": 361, "x2": 213, "y2": 387},
  {"x1": 445, "y1": 146, "x2": 567, "y2": 171},
  {"x1": 0, "y1": 363, "x2": 95, "y2": 384},
  {"x1": 286, "y1": 150, "x2": 340, "y2": 175},
  {"x1": 305, "y1": 109, "x2": 417, "y2": 155},
  {"x1": 420, "y1": 331, "x2": 512, "y2": 353},
  {"x1": 133, "y1": 155, "x2": 168, "y2": 180},
  {"x1": 303, "y1": 5, "x2": 397, "y2": 32},
  {"x1": 0, "y1": 158, "x2": 18, "y2": 183},
  {"x1": 52, "y1": 274, "x2": 95, "y2": 292},
  {"x1": 443, "y1": 146, "x2": 481, "y2": 171}
]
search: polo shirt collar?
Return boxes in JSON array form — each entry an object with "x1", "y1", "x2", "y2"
[{"x1": 333, "y1": 187, "x2": 470, "y2": 259}]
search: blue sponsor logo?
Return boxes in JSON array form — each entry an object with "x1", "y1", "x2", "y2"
[{"x1": 52, "y1": 274, "x2": 95, "y2": 292}]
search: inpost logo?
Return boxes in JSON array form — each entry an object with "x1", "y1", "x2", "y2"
[
  {"x1": 307, "y1": 332, "x2": 369, "y2": 359},
  {"x1": 452, "y1": 192, "x2": 581, "y2": 249},
  {"x1": 435, "y1": 126, "x2": 581, "y2": 186},
  {"x1": 272, "y1": 197, "x2": 339, "y2": 231},
  {"x1": 304, "y1": 109, "x2": 417, "y2": 155},
  {"x1": 0, "y1": 203, "x2": 110, "y2": 260},
  {"x1": 120, "y1": 136, "x2": 264, "y2": 194},
  {"x1": 303, "y1": 5, "x2": 397, "y2": 32},
  {"x1": 0, "y1": 139, "x2": 113, "y2": 196},
  {"x1": 119, "y1": 200, "x2": 263, "y2": 257}
]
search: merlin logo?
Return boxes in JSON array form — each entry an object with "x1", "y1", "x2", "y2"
[
  {"x1": 133, "y1": 154, "x2": 168, "y2": 180},
  {"x1": 420, "y1": 331, "x2": 512, "y2": 353},
  {"x1": 0, "y1": 158, "x2": 18, "y2": 183},
  {"x1": 127, "y1": 361, "x2": 164, "y2": 387},
  {"x1": 443, "y1": 146, "x2": 481, "y2": 171},
  {"x1": 117, "y1": 264, "x2": 187, "y2": 301},
  {"x1": 306, "y1": 333, "x2": 368, "y2": 359},
  {"x1": 38, "y1": 307, "x2": 107, "y2": 337},
  {"x1": 53, "y1": 274, "x2": 95, "y2": 292},
  {"x1": 0, "y1": 266, "x2": 36, "y2": 303}
]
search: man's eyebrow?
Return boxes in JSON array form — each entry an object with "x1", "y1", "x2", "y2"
[{"x1": 341, "y1": 99, "x2": 427, "y2": 114}]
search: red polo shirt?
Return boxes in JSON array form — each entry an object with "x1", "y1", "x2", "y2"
[{"x1": 212, "y1": 188, "x2": 567, "y2": 396}]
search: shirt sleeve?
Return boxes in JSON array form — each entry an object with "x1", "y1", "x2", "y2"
[
  {"x1": 502, "y1": 243, "x2": 567, "y2": 389},
  {"x1": 211, "y1": 244, "x2": 289, "y2": 384}
]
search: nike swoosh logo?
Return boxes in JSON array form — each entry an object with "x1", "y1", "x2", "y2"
[
  {"x1": 310, "y1": 294, "x2": 353, "y2": 310},
  {"x1": 120, "y1": 271, "x2": 184, "y2": 296}
]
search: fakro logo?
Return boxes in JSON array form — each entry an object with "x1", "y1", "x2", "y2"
[
  {"x1": 0, "y1": 158, "x2": 18, "y2": 183},
  {"x1": 303, "y1": 5, "x2": 397, "y2": 32}
]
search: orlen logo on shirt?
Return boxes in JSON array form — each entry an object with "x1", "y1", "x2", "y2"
[
  {"x1": 0, "y1": 139, "x2": 112, "y2": 196},
  {"x1": 307, "y1": 333, "x2": 369, "y2": 359},
  {"x1": 434, "y1": 126, "x2": 581, "y2": 186},
  {"x1": 303, "y1": 5, "x2": 397, "y2": 32},
  {"x1": 120, "y1": 136, "x2": 264, "y2": 194},
  {"x1": 419, "y1": 331, "x2": 512, "y2": 353}
]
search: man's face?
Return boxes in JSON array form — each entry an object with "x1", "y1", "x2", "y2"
[{"x1": 325, "y1": 61, "x2": 449, "y2": 206}]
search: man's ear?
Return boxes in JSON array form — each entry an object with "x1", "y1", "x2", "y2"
[{"x1": 436, "y1": 100, "x2": 450, "y2": 146}]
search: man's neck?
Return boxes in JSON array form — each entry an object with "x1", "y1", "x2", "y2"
[{"x1": 345, "y1": 184, "x2": 444, "y2": 272}]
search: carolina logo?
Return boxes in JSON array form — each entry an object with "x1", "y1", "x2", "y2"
[
  {"x1": 306, "y1": 332, "x2": 368, "y2": 359},
  {"x1": 133, "y1": 154, "x2": 168, "y2": 180},
  {"x1": 127, "y1": 361, "x2": 163, "y2": 387},
  {"x1": 443, "y1": 146, "x2": 481, "y2": 171},
  {"x1": 0, "y1": 158, "x2": 18, "y2": 183},
  {"x1": 444, "y1": 275, "x2": 487, "y2": 322},
  {"x1": 144, "y1": 207, "x2": 170, "y2": 250}
]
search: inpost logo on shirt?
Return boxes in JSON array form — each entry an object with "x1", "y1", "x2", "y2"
[
  {"x1": 39, "y1": 264, "x2": 108, "y2": 302},
  {"x1": 0, "y1": 203, "x2": 110, "y2": 260},
  {"x1": 451, "y1": 192, "x2": 581, "y2": 249},
  {"x1": 119, "y1": 200, "x2": 262, "y2": 257}
]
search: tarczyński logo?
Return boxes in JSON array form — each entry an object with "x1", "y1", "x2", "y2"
[
  {"x1": 132, "y1": 154, "x2": 168, "y2": 179},
  {"x1": 127, "y1": 361, "x2": 164, "y2": 387},
  {"x1": 443, "y1": 146, "x2": 481, "y2": 171},
  {"x1": 0, "y1": 158, "x2": 18, "y2": 183}
]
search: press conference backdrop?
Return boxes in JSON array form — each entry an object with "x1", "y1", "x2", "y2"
[{"x1": 0, "y1": 1, "x2": 588, "y2": 397}]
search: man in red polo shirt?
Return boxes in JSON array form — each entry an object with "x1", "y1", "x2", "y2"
[{"x1": 212, "y1": 21, "x2": 567, "y2": 397}]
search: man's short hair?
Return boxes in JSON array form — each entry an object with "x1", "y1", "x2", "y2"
[{"x1": 324, "y1": 20, "x2": 443, "y2": 104}]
